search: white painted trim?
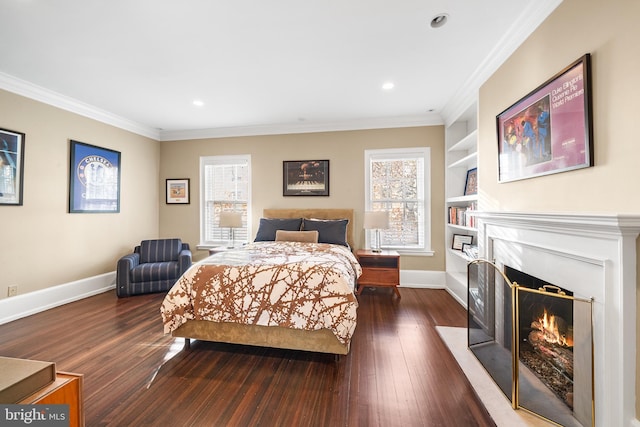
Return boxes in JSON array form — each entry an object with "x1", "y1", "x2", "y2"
[
  {"x1": 160, "y1": 114, "x2": 442, "y2": 141},
  {"x1": 0, "y1": 69, "x2": 443, "y2": 140},
  {"x1": 441, "y1": 0, "x2": 563, "y2": 126},
  {"x1": 400, "y1": 269, "x2": 446, "y2": 289},
  {"x1": 0, "y1": 269, "x2": 445, "y2": 325},
  {"x1": 0, "y1": 72, "x2": 160, "y2": 140},
  {"x1": 0, "y1": 272, "x2": 116, "y2": 325}
]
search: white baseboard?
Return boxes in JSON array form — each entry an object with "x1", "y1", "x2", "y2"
[
  {"x1": 0, "y1": 269, "x2": 458, "y2": 324},
  {"x1": 399, "y1": 269, "x2": 447, "y2": 288},
  {"x1": 0, "y1": 272, "x2": 116, "y2": 325}
]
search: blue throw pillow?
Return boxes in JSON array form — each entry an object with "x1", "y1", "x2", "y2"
[
  {"x1": 302, "y1": 218, "x2": 349, "y2": 247},
  {"x1": 254, "y1": 218, "x2": 303, "y2": 241}
]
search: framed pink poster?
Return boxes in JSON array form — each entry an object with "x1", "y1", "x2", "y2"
[{"x1": 497, "y1": 54, "x2": 593, "y2": 182}]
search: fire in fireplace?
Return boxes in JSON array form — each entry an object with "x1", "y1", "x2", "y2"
[{"x1": 532, "y1": 308, "x2": 573, "y2": 347}]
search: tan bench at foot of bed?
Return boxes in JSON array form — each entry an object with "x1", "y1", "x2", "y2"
[{"x1": 171, "y1": 320, "x2": 350, "y2": 355}]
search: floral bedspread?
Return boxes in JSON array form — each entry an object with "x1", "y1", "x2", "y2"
[{"x1": 161, "y1": 241, "x2": 361, "y2": 345}]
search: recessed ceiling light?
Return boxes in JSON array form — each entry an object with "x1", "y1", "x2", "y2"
[
  {"x1": 382, "y1": 82, "x2": 395, "y2": 90},
  {"x1": 193, "y1": 100, "x2": 204, "y2": 107},
  {"x1": 430, "y1": 13, "x2": 449, "y2": 29}
]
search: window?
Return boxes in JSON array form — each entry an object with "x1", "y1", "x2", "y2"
[
  {"x1": 200, "y1": 155, "x2": 251, "y2": 246},
  {"x1": 364, "y1": 147, "x2": 431, "y2": 254}
]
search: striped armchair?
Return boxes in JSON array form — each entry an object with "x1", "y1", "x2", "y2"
[{"x1": 116, "y1": 238, "x2": 192, "y2": 297}]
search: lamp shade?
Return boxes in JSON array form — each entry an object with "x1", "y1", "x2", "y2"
[
  {"x1": 363, "y1": 211, "x2": 389, "y2": 230},
  {"x1": 219, "y1": 211, "x2": 243, "y2": 228}
]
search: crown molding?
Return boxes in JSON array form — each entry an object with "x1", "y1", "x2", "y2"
[
  {"x1": 441, "y1": 0, "x2": 563, "y2": 126},
  {"x1": 0, "y1": 71, "x2": 160, "y2": 140},
  {"x1": 0, "y1": 69, "x2": 441, "y2": 141},
  {"x1": 159, "y1": 114, "x2": 443, "y2": 141}
]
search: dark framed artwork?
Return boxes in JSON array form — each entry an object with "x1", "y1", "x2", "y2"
[
  {"x1": 452, "y1": 234, "x2": 473, "y2": 251},
  {"x1": 464, "y1": 167, "x2": 477, "y2": 196},
  {"x1": 166, "y1": 178, "x2": 190, "y2": 204},
  {"x1": 69, "y1": 140, "x2": 121, "y2": 213},
  {"x1": 0, "y1": 128, "x2": 25, "y2": 206},
  {"x1": 497, "y1": 54, "x2": 593, "y2": 182},
  {"x1": 283, "y1": 160, "x2": 329, "y2": 196}
]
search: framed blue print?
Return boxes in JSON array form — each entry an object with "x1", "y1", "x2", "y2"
[{"x1": 69, "y1": 140, "x2": 121, "y2": 213}]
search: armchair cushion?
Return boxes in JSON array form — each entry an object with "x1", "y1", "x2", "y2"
[
  {"x1": 132, "y1": 261, "x2": 181, "y2": 282},
  {"x1": 139, "y1": 239, "x2": 183, "y2": 263}
]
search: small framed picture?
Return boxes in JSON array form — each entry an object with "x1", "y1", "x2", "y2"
[
  {"x1": 166, "y1": 178, "x2": 190, "y2": 204},
  {"x1": 452, "y1": 234, "x2": 473, "y2": 251},
  {"x1": 464, "y1": 167, "x2": 477, "y2": 196}
]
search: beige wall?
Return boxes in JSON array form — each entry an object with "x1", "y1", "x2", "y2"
[
  {"x1": 159, "y1": 126, "x2": 445, "y2": 271},
  {"x1": 479, "y1": 0, "x2": 638, "y2": 212},
  {"x1": 0, "y1": 89, "x2": 160, "y2": 300},
  {"x1": 478, "y1": 0, "x2": 639, "y2": 415},
  {"x1": 0, "y1": 86, "x2": 445, "y2": 300}
]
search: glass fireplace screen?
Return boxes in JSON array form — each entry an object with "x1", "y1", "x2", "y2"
[{"x1": 467, "y1": 259, "x2": 594, "y2": 427}]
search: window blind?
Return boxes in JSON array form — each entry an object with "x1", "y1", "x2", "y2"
[{"x1": 200, "y1": 155, "x2": 251, "y2": 246}]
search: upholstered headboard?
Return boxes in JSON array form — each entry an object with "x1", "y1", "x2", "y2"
[{"x1": 263, "y1": 208, "x2": 355, "y2": 250}]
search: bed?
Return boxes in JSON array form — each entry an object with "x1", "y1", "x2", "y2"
[{"x1": 161, "y1": 208, "x2": 361, "y2": 355}]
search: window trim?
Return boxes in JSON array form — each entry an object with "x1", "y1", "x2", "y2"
[
  {"x1": 199, "y1": 154, "x2": 251, "y2": 248},
  {"x1": 364, "y1": 147, "x2": 432, "y2": 256}
]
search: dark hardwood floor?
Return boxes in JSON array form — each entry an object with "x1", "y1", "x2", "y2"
[{"x1": 0, "y1": 287, "x2": 495, "y2": 426}]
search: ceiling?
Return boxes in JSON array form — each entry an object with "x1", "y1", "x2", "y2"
[{"x1": 0, "y1": 1, "x2": 560, "y2": 141}]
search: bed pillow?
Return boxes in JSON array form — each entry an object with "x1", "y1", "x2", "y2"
[
  {"x1": 275, "y1": 230, "x2": 319, "y2": 243},
  {"x1": 302, "y1": 218, "x2": 349, "y2": 247},
  {"x1": 254, "y1": 218, "x2": 303, "y2": 241}
]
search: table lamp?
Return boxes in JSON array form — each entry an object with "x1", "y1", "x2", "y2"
[
  {"x1": 363, "y1": 211, "x2": 389, "y2": 253},
  {"x1": 219, "y1": 211, "x2": 243, "y2": 248}
]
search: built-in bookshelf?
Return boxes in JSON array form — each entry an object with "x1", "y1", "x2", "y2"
[{"x1": 444, "y1": 101, "x2": 478, "y2": 306}]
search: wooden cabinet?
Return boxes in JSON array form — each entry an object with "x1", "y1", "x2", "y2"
[
  {"x1": 356, "y1": 249, "x2": 400, "y2": 298},
  {"x1": 19, "y1": 372, "x2": 84, "y2": 427}
]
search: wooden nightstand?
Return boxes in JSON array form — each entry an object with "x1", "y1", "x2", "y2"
[{"x1": 356, "y1": 249, "x2": 400, "y2": 298}]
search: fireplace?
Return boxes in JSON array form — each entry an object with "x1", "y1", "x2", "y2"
[
  {"x1": 469, "y1": 260, "x2": 593, "y2": 426},
  {"x1": 468, "y1": 211, "x2": 640, "y2": 427}
]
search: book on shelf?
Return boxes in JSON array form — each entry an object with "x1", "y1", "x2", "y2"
[{"x1": 448, "y1": 202, "x2": 477, "y2": 228}]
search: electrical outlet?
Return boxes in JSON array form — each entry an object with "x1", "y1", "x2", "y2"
[{"x1": 7, "y1": 285, "x2": 18, "y2": 297}]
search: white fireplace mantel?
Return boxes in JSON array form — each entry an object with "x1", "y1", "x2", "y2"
[{"x1": 473, "y1": 211, "x2": 640, "y2": 427}]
